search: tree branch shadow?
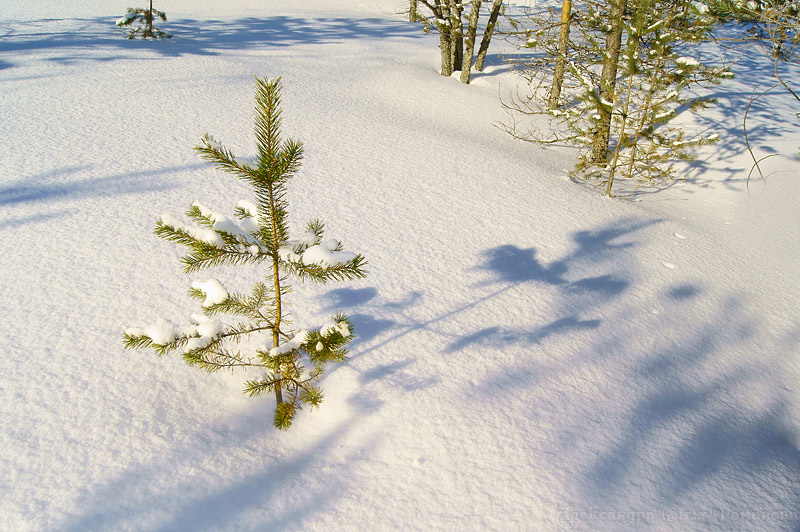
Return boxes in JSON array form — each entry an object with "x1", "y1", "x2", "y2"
[
  {"x1": 329, "y1": 218, "x2": 657, "y2": 415},
  {"x1": 460, "y1": 219, "x2": 800, "y2": 530},
  {"x1": 0, "y1": 164, "x2": 191, "y2": 207},
  {"x1": 55, "y1": 412, "x2": 375, "y2": 532},
  {"x1": 0, "y1": 16, "x2": 424, "y2": 69}
]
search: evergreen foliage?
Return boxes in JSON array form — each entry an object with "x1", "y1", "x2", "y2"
[
  {"x1": 504, "y1": 0, "x2": 732, "y2": 195},
  {"x1": 706, "y1": 0, "x2": 799, "y2": 59},
  {"x1": 116, "y1": 1, "x2": 170, "y2": 39},
  {"x1": 124, "y1": 77, "x2": 368, "y2": 429},
  {"x1": 706, "y1": 0, "x2": 800, "y2": 171}
]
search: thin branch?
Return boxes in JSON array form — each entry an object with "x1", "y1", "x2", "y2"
[{"x1": 743, "y1": 83, "x2": 779, "y2": 186}]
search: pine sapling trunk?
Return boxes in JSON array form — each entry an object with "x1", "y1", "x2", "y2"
[
  {"x1": 271, "y1": 252, "x2": 284, "y2": 406},
  {"x1": 624, "y1": 36, "x2": 666, "y2": 186},
  {"x1": 475, "y1": 0, "x2": 503, "y2": 71},
  {"x1": 591, "y1": 0, "x2": 626, "y2": 164},
  {"x1": 146, "y1": 0, "x2": 154, "y2": 38},
  {"x1": 410, "y1": 0, "x2": 418, "y2": 21},
  {"x1": 548, "y1": 0, "x2": 572, "y2": 110},
  {"x1": 605, "y1": 53, "x2": 637, "y2": 195},
  {"x1": 605, "y1": 3, "x2": 645, "y2": 196},
  {"x1": 264, "y1": 163, "x2": 285, "y2": 405}
]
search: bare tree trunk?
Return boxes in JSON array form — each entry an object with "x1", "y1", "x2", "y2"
[
  {"x1": 436, "y1": 0, "x2": 454, "y2": 76},
  {"x1": 548, "y1": 0, "x2": 572, "y2": 110},
  {"x1": 475, "y1": 0, "x2": 503, "y2": 72},
  {"x1": 410, "y1": 0, "x2": 418, "y2": 22},
  {"x1": 590, "y1": 0, "x2": 626, "y2": 164},
  {"x1": 605, "y1": 31, "x2": 640, "y2": 195},
  {"x1": 460, "y1": 0, "x2": 483, "y2": 84},
  {"x1": 449, "y1": 0, "x2": 464, "y2": 71}
]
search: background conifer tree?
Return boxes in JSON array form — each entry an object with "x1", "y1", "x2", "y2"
[
  {"x1": 706, "y1": 0, "x2": 799, "y2": 59},
  {"x1": 706, "y1": 0, "x2": 800, "y2": 168},
  {"x1": 504, "y1": 0, "x2": 732, "y2": 195},
  {"x1": 116, "y1": 0, "x2": 170, "y2": 39},
  {"x1": 124, "y1": 76, "x2": 368, "y2": 429}
]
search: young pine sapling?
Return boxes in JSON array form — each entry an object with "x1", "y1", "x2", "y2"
[
  {"x1": 124, "y1": 76, "x2": 368, "y2": 429},
  {"x1": 116, "y1": 0, "x2": 170, "y2": 39}
]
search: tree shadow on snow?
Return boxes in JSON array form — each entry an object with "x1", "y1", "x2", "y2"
[
  {"x1": 457, "y1": 217, "x2": 800, "y2": 529},
  {"x1": 0, "y1": 16, "x2": 423, "y2": 69},
  {"x1": 467, "y1": 52, "x2": 536, "y2": 80},
  {"x1": 55, "y1": 414, "x2": 376, "y2": 532},
  {"x1": 0, "y1": 164, "x2": 192, "y2": 227},
  {"x1": 444, "y1": 218, "x2": 653, "y2": 355},
  {"x1": 576, "y1": 293, "x2": 800, "y2": 530},
  {"x1": 316, "y1": 286, "x2": 438, "y2": 412},
  {"x1": 309, "y1": 218, "x2": 664, "y2": 418},
  {"x1": 325, "y1": 218, "x2": 656, "y2": 415},
  {"x1": 0, "y1": 164, "x2": 189, "y2": 207}
]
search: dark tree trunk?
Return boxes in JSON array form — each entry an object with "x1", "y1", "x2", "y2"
[
  {"x1": 590, "y1": 0, "x2": 626, "y2": 164},
  {"x1": 475, "y1": 0, "x2": 503, "y2": 72},
  {"x1": 450, "y1": 0, "x2": 464, "y2": 72},
  {"x1": 460, "y1": 0, "x2": 483, "y2": 84},
  {"x1": 145, "y1": 0, "x2": 154, "y2": 37},
  {"x1": 436, "y1": 0, "x2": 454, "y2": 76},
  {"x1": 548, "y1": 0, "x2": 572, "y2": 109}
]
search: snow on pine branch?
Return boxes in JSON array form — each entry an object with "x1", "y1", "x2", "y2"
[
  {"x1": 159, "y1": 213, "x2": 224, "y2": 247},
  {"x1": 236, "y1": 200, "x2": 258, "y2": 217},
  {"x1": 269, "y1": 330, "x2": 309, "y2": 357},
  {"x1": 116, "y1": 12, "x2": 137, "y2": 26},
  {"x1": 125, "y1": 314, "x2": 222, "y2": 345},
  {"x1": 125, "y1": 313, "x2": 229, "y2": 355},
  {"x1": 321, "y1": 319, "x2": 350, "y2": 338},
  {"x1": 191, "y1": 278, "x2": 229, "y2": 307},
  {"x1": 675, "y1": 56, "x2": 700, "y2": 69},
  {"x1": 278, "y1": 231, "x2": 357, "y2": 267},
  {"x1": 191, "y1": 201, "x2": 260, "y2": 241}
]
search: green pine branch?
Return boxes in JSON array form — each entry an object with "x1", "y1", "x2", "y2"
[
  {"x1": 195, "y1": 135, "x2": 262, "y2": 185},
  {"x1": 283, "y1": 255, "x2": 369, "y2": 283}
]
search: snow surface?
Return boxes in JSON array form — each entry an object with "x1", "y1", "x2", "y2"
[{"x1": 1, "y1": 1, "x2": 800, "y2": 531}]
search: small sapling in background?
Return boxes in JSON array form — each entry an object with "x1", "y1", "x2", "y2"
[{"x1": 116, "y1": 0, "x2": 170, "y2": 39}]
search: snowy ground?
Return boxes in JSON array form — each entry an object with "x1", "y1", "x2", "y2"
[{"x1": 2, "y1": 1, "x2": 800, "y2": 531}]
